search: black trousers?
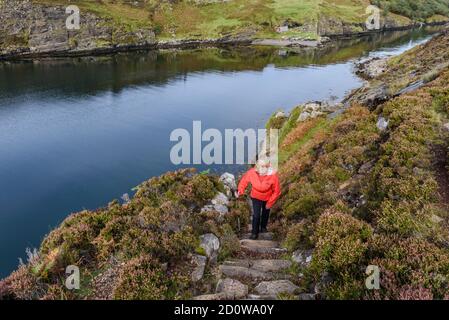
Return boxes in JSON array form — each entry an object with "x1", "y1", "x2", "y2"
[{"x1": 251, "y1": 198, "x2": 270, "y2": 235}]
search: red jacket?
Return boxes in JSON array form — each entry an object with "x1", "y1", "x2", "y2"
[{"x1": 238, "y1": 168, "x2": 281, "y2": 209}]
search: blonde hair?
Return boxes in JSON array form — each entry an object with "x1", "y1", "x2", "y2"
[{"x1": 255, "y1": 158, "x2": 270, "y2": 173}]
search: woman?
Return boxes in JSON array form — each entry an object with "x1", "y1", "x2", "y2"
[{"x1": 237, "y1": 159, "x2": 281, "y2": 240}]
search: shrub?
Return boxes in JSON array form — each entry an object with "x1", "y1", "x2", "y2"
[{"x1": 113, "y1": 255, "x2": 169, "y2": 300}]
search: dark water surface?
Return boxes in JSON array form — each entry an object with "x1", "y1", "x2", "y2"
[{"x1": 0, "y1": 27, "x2": 441, "y2": 277}]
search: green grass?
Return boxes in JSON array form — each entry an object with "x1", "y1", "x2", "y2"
[
  {"x1": 279, "y1": 117, "x2": 332, "y2": 164},
  {"x1": 31, "y1": 0, "x2": 449, "y2": 41}
]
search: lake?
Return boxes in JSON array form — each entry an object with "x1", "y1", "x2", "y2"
[{"x1": 0, "y1": 27, "x2": 442, "y2": 278}]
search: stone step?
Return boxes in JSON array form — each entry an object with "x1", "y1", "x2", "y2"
[
  {"x1": 242, "y1": 232, "x2": 274, "y2": 240},
  {"x1": 254, "y1": 280, "x2": 299, "y2": 296},
  {"x1": 219, "y1": 265, "x2": 274, "y2": 281},
  {"x1": 215, "y1": 278, "x2": 248, "y2": 300},
  {"x1": 222, "y1": 259, "x2": 292, "y2": 273},
  {"x1": 240, "y1": 239, "x2": 286, "y2": 255},
  {"x1": 193, "y1": 293, "x2": 227, "y2": 300},
  {"x1": 246, "y1": 294, "x2": 277, "y2": 300}
]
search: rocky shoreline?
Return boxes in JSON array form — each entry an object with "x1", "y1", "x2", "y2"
[{"x1": 1, "y1": 0, "x2": 448, "y2": 60}]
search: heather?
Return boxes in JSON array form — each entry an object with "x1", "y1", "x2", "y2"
[
  {"x1": 0, "y1": 169, "x2": 250, "y2": 299},
  {"x1": 267, "y1": 30, "x2": 449, "y2": 299}
]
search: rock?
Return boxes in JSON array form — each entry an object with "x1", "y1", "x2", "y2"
[
  {"x1": 251, "y1": 260, "x2": 292, "y2": 273},
  {"x1": 275, "y1": 111, "x2": 287, "y2": 118},
  {"x1": 219, "y1": 265, "x2": 274, "y2": 280},
  {"x1": 314, "y1": 271, "x2": 333, "y2": 295},
  {"x1": 298, "y1": 293, "x2": 317, "y2": 300},
  {"x1": 349, "y1": 84, "x2": 389, "y2": 110},
  {"x1": 292, "y1": 249, "x2": 313, "y2": 267},
  {"x1": 193, "y1": 293, "x2": 227, "y2": 300},
  {"x1": 200, "y1": 234, "x2": 220, "y2": 262},
  {"x1": 297, "y1": 111, "x2": 311, "y2": 122},
  {"x1": 356, "y1": 57, "x2": 388, "y2": 79},
  {"x1": 219, "y1": 172, "x2": 237, "y2": 192},
  {"x1": 320, "y1": 102, "x2": 343, "y2": 113},
  {"x1": 246, "y1": 294, "x2": 277, "y2": 300},
  {"x1": 297, "y1": 101, "x2": 336, "y2": 122},
  {"x1": 191, "y1": 255, "x2": 207, "y2": 282},
  {"x1": 240, "y1": 239, "x2": 287, "y2": 254},
  {"x1": 216, "y1": 278, "x2": 248, "y2": 299},
  {"x1": 396, "y1": 80, "x2": 425, "y2": 95},
  {"x1": 430, "y1": 214, "x2": 444, "y2": 224},
  {"x1": 0, "y1": 0, "x2": 156, "y2": 59},
  {"x1": 222, "y1": 259, "x2": 292, "y2": 273},
  {"x1": 211, "y1": 192, "x2": 230, "y2": 206},
  {"x1": 376, "y1": 116, "x2": 389, "y2": 131},
  {"x1": 200, "y1": 205, "x2": 215, "y2": 213},
  {"x1": 254, "y1": 280, "x2": 299, "y2": 296},
  {"x1": 303, "y1": 102, "x2": 321, "y2": 112},
  {"x1": 310, "y1": 110, "x2": 325, "y2": 118},
  {"x1": 358, "y1": 160, "x2": 376, "y2": 174},
  {"x1": 443, "y1": 123, "x2": 449, "y2": 132},
  {"x1": 213, "y1": 204, "x2": 229, "y2": 215}
]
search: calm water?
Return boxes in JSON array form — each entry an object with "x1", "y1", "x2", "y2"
[{"x1": 0, "y1": 28, "x2": 441, "y2": 277}]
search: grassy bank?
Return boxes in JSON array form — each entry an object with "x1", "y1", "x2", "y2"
[{"x1": 33, "y1": 0, "x2": 449, "y2": 40}]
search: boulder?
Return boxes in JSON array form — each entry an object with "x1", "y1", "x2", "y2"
[
  {"x1": 376, "y1": 116, "x2": 389, "y2": 131},
  {"x1": 213, "y1": 204, "x2": 229, "y2": 216},
  {"x1": 211, "y1": 192, "x2": 230, "y2": 207},
  {"x1": 216, "y1": 278, "x2": 248, "y2": 299},
  {"x1": 219, "y1": 172, "x2": 237, "y2": 193},
  {"x1": 254, "y1": 280, "x2": 299, "y2": 296},
  {"x1": 200, "y1": 233, "x2": 220, "y2": 262},
  {"x1": 275, "y1": 111, "x2": 287, "y2": 118},
  {"x1": 292, "y1": 249, "x2": 313, "y2": 267},
  {"x1": 191, "y1": 255, "x2": 207, "y2": 282}
]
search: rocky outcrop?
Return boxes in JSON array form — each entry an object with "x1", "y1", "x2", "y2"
[
  {"x1": 355, "y1": 57, "x2": 388, "y2": 79},
  {"x1": 296, "y1": 101, "x2": 343, "y2": 122},
  {"x1": 0, "y1": 0, "x2": 156, "y2": 59},
  {"x1": 318, "y1": 13, "x2": 426, "y2": 37},
  {"x1": 1, "y1": 0, "x2": 447, "y2": 60},
  {"x1": 0, "y1": 0, "x2": 253, "y2": 60}
]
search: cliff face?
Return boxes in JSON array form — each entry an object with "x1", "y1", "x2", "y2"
[{"x1": 0, "y1": 0, "x2": 156, "y2": 59}]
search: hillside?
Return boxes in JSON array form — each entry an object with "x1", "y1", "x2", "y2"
[
  {"x1": 1, "y1": 0, "x2": 449, "y2": 59},
  {"x1": 1, "y1": 27, "x2": 449, "y2": 300}
]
